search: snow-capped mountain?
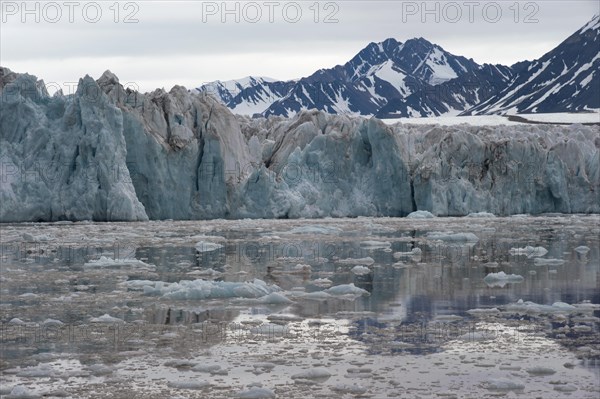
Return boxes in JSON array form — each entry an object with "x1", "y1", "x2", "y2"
[
  {"x1": 198, "y1": 37, "x2": 496, "y2": 118},
  {"x1": 465, "y1": 15, "x2": 600, "y2": 115},
  {"x1": 199, "y1": 16, "x2": 599, "y2": 118}
]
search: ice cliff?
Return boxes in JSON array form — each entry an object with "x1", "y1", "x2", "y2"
[{"x1": 1, "y1": 68, "x2": 598, "y2": 222}]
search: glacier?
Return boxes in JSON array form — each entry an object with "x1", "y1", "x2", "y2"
[{"x1": 0, "y1": 67, "x2": 598, "y2": 222}]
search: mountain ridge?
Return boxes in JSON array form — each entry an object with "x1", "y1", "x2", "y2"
[{"x1": 198, "y1": 16, "x2": 599, "y2": 118}]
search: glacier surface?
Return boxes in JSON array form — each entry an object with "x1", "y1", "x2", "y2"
[{"x1": 1, "y1": 68, "x2": 598, "y2": 222}]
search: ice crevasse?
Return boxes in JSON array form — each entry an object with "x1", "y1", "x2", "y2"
[{"x1": 0, "y1": 67, "x2": 598, "y2": 222}]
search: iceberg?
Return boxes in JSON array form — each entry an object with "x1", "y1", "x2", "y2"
[{"x1": 483, "y1": 271, "x2": 524, "y2": 287}]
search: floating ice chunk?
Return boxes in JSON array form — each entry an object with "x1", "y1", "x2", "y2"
[
  {"x1": 256, "y1": 292, "x2": 293, "y2": 304},
  {"x1": 292, "y1": 263, "x2": 311, "y2": 273},
  {"x1": 337, "y1": 257, "x2": 375, "y2": 265},
  {"x1": 291, "y1": 368, "x2": 332, "y2": 380},
  {"x1": 331, "y1": 384, "x2": 367, "y2": 394},
  {"x1": 90, "y1": 314, "x2": 125, "y2": 324},
  {"x1": 167, "y1": 381, "x2": 209, "y2": 390},
  {"x1": 234, "y1": 387, "x2": 276, "y2": 398},
  {"x1": 85, "y1": 364, "x2": 113, "y2": 376},
  {"x1": 301, "y1": 291, "x2": 332, "y2": 300},
  {"x1": 483, "y1": 271, "x2": 524, "y2": 287},
  {"x1": 252, "y1": 362, "x2": 276, "y2": 371},
  {"x1": 41, "y1": 318, "x2": 63, "y2": 326},
  {"x1": 393, "y1": 248, "x2": 422, "y2": 259},
  {"x1": 17, "y1": 364, "x2": 56, "y2": 378},
  {"x1": 8, "y1": 385, "x2": 36, "y2": 398},
  {"x1": 249, "y1": 323, "x2": 287, "y2": 335},
  {"x1": 459, "y1": 331, "x2": 496, "y2": 341},
  {"x1": 351, "y1": 265, "x2": 371, "y2": 275},
  {"x1": 466, "y1": 308, "x2": 500, "y2": 315},
  {"x1": 84, "y1": 256, "x2": 154, "y2": 269},
  {"x1": 286, "y1": 225, "x2": 342, "y2": 235},
  {"x1": 427, "y1": 232, "x2": 479, "y2": 242},
  {"x1": 526, "y1": 366, "x2": 556, "y2": 375},
  {"x1": 509, "y1": 246, "x2": 548, "y2": 258},
  {"x1": 325, "y1": 284, "x2": 369, "y2": 297},
  {"x1": 192, "y1": 364, "x2": 221, "y2": 373},
  {"x1": 186, "y1": 268, "x2": 222, "y2": 278},
  {"x1": 360, "y1": 240, "x2": 391, "y2": 249},
  {"x1": 130, "y1": 278, "x2": 280, "y2": 300},
  {"x1": 466, "y1": 212, "x2": 496, "y2": 218},
  {"x1": 311, "y1": 278, "x2": 332, "y2": 287},
  {"x1": 485, "y1": 378, "x2": 525, "y2": 390},
  {"x1": 22, "y1": 233, "x2": 52, "y2": 242},
  {"x1": 195, "y1": 241, "x2": 224, "y2": 253},
  {"x1": 554, "y1": 385, "x2": 578, "y2": 392},
  {"x1": 505, "y1": 299, "x2": 576, "y2": 314},
  {"x1": 406, "y1": 210, "x2": 435, "y2": 218},
  {"x1": 533, "y1": 258, "x2": 565, "y2": 266},
  {"x1": 573, "y1": 245, "x2": 590, "y2": 253}
]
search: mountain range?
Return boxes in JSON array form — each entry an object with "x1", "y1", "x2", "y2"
[{"x1": 198, "y1": 15, "x2": 599, "y2": 118}]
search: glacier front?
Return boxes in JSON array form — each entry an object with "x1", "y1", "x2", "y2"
[{"x1": 1, "y1": 68, "x2": 598, "y2": 222}]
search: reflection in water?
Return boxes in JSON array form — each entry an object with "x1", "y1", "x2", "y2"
[{"x1": 0, "y1": 216, "x2": 598, "y2": 397}]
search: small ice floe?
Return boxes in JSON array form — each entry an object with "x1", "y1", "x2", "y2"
[
  {"x1": 483, "y1": 271, "x2": 524, "y2": 287},
  {"x1": 484, "y1": 378, "x2": 525, "y2": 390},
  {"x1": 466, "y1": 212, "x2": 496, "y2": 218},
  {"x1": 291, "y1": 368, "x2": 332, "y2": 381},
  {"x1": 234, "y1": 387, "x2": 276, "y2": 398},
  {"x1": 331, "y1": 384, "x2": 367, "y2": 394},
  {"x1": 186, "y1": 268, "x2": 222, "y2": 278},
  {"x1": 526, "y1": 366, "x2": 556, "y2": 375},
  {"x1": 324, "y1": 283, "x2": 369, "y2": 297},
  {"x1": 292, "y1": 263, "x2": 311, "y2": 273},
  {"x1": 433, "y1": 314, "x2": 463, "y2": 322},
  {"x1": 573, "y1": 245, "x2": 590, "y2": 254},
  {"x1": 311, "y1": 278, "x2": 332, "y2": 288},
  {"x1": 7, "y1": 385, "x2": 37, "y2": 398},
  {"x1": 22, "y1": 233, "x2": 53, "y2": 242},
  {"x1": 286, "y1": 225, "x2": 342, "y2": 235},
  {"x1": 267, "y1": 314, "x2": 302, "y2": 324},
  {"x1": 167, "y1": 381, "x2": 209, "y2": 390},
  {"x1": 252, "y1": 362, "x2": 277, "y2": 372},
  {"x1": 345, "y1": 367, "x2": 373, "y2": 378},
  {"x1": 406, "y1": 210, "x2": 435, "y2": 218},
  {"x1": 195, "y1": 241, "x2": 224, "y2": 253},
  {"x1": 90, "y1": 314, "x2": 125, "y2": 324},
  {"x1": 360, "y1": 240, "x2": 391, "y2": 250},
  {"x1": 393, "y1": 248, "x2": 422, "y2": 260},
  {"x1": 255, "y1": 292, "x2": 293, "y2": 305},
  {"x1": 85, "y1": 364, "x2": 113, "y2": 376},
  {"x1": 83, "y1": 256, "x2": 155, "y2": 270},
  {"x1": 553, "y1": 385, "x2": 578, "y2": 392},
  {"x1": 127, "y1": 278, "x2": 280, "y2": 300},
  {"x1": 17, "y1": 364, "x2": 56, "y2": 378},
  {"x1": 337, "y1": 257, "x2": 375, "y2": 265},
  {"x1": 192, "y1": 364, "x2": 222, "y2": 373},
  {"x1": 505, "y1": 299, "x2": 576, "y2": 314},
  {"x1": 509, "y1": 246, "x2": 548, "y2": 258},
  {"x1": 249, "y1": 323, "x2": 287, "y2": 336},
  {"x1": 41, "y1": 318, "x2": 63, "y2": 326},
  {"x1": 466, "y1": 308, "x2": 500, "y2": 316},
  {"x1": 351, "y1": 265, "x2": 371, "y2": 275},
  {"x1": 533, "y1": 258, "x2": 565, "y2": 266},
  {"x1": 427, "y1": 232, "x2": 479, "y2": 243}
]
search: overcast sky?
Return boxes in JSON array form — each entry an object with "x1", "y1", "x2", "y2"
[{"x1": 1, "y1": 0, "x2": 598, "y2": 93}]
